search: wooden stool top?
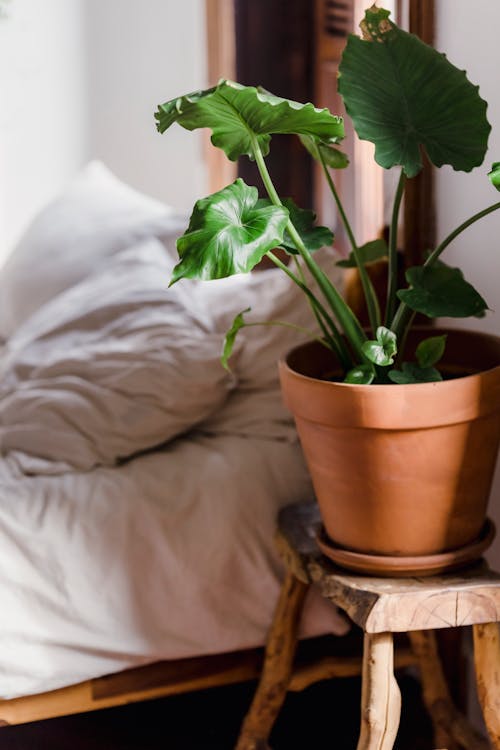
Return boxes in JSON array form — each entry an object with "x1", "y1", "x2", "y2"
[{"x1": 277, "y1": 501, "x2": 500, "y2": 633}]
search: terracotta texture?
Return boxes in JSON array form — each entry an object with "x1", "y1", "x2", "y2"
[{"x1": 279, "y1": 328, "x2": 500, "y2": 559}]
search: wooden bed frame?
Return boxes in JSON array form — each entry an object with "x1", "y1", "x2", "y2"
[
  {"x1": 0, "y1": 0, "x2": 439, "y2": 730},
  {"x1": 0, "y1": 632, "x2": 418, "y2": 726}
]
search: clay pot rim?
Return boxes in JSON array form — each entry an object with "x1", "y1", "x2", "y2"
[
  {"x1": 279, "y1": 359, "x2": 500, "y2": 390},
  {"x1": 280, "y1": 327, "x2": 500, "y2": 392}
]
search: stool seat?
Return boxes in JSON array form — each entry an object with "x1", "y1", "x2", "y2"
[
  {"x1": 277, "y1": 501, "x2": 500, "y2": 633},
  {"x1": 236, "y1": 501, "x2": 500, "y2": 750}
]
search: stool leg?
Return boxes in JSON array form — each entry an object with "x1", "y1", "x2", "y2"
[
  {"x1": 235, "y1": 572, "x2": 309, "y2": 750},
  {"x1": 473, "y1": 622, "x2": 500, "y2": 748},
  {"x1": 356, "y1": 632, "x2": 401, "y2": 750},
  {"x1": 409, "y1": 630, "x2": 489, "y2": 750}
]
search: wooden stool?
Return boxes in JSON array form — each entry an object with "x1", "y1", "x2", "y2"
[{"x1": 236, "y1": 501, "x2": 500, "y2": 750}]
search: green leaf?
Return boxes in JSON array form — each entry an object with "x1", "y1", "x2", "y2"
[
  {"x1": 155, "y1": 80, "x2": 344, "y2": 162},
  {"x1": 389, "y1": 362, "x2": 443, "y2": 384},
  {"x1": 397, "y1": 265, "x2": 488, "y2": 318},
  {"x1": 344, "y1": 364, "x2": 375, "y2": 385},
  {"x1": 338, "y1": 7, "x2": 490, "y2": 177},
  {"x1": 221, "y1": 308, "x2": 250, "y2": 371},
  {"x1": 415, "y1": 335, "x2": 447, "y2": 368},
  {"x1": 300, "y1": 135, "x2": 349, "y2": 169},
  {"x1": 488, "y1": 162, "x2": 500, "y2": 191},
  {"x1": 336, "y1": 239, "x2": 388, "y2": 268},
  {"x1": 361, "y1": 326, "x2": 397, "y2": 366},
  {"x1": 170, "y1": 179, "x2": 289, "y2": 284},
  {"x1": 256, "y1": 198, "x2": 333, "y2": 255}
]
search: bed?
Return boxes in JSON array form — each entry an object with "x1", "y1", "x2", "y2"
[{"x1": 0, "y1": 163, "x2": 348, "y2": 724}]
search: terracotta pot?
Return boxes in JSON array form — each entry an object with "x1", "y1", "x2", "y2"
[{"x1": 279, "y1": 328, "x2": 500, "y2": 571}]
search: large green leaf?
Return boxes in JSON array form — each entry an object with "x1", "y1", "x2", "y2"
[
  {"x1": 256, "y1": 198, "x2": 333, "y2": 255},
  {"x1": 397, "y1": 265, "x2": 488, "y2": 318},
  {"x1": 155, "y1": 80, "x2": 344, "y2": 161},
  {"x1": 338, "y1": 7, "x2": 490, "y2": 177},
  {"x1": 170, "y1": 179, "x2": 289, "y2": 285}
]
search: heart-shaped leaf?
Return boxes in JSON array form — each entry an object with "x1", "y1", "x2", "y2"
[
  {"x1": 397, "y1": 265, "x2": 488, "y2": 318},
  {"x1": 361, "y1": 326, "x2": 397, "y2": 366},
  {"x1": 156, "y1": 80, "x2": 344, "y2": 161},
  {"x1": 344, "y1": 364, "x2": 375, "y2": 385},
  {"x1": 415, "y1": 335, "x2": 447, "y2": 368},
  {"x1": 222, "y1": 308, "x2": 250, "y2": 371},
  {"x1": 170, "y1": 179, "x2": 289, "y2": 284},
  {"x1": 389, "y1": 362, "x2": 443, "y2": 384},
  {"x1": 256, "y1": 198, "x2": 334, "y2": 255},
  {"x1": 336, "y1": 239, "x2": 388, "y2": 268},
  {"x1": 338, "y1": 7, "x2": 490, "y2": 177}
]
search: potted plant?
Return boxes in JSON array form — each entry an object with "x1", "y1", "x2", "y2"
[{"x1": 155, "y1": 5, "x2": 500, "y2": 575}]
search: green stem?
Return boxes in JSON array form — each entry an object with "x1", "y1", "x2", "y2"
[
  {"x1": 318, "y1": 148, "x2": 357, "y2": 250},
  {"x1": 392, "y1": 199, "x2": 500, "y2": 341},
  {"x1": 318, "y1": 148, "x2": 381, "y2": 334},
  {"x1": 266, "y1": 251, "x2": 353, "y2": 370},
  {"x1": 391, "y1": 303, "x2": 414, "y2": 344},
  {"x1": 251, "y1": 135, "x2": 367, "y2": 362},
  {"x1": 385, "y1": 170, "x2": 406, "y2": 325},
  {"x1": 292, "y1": 256, "x2": 345, "y2": 361},
  {"x1": 394, "y1": 311, "x2": 416, "y2": 367},
  {"x1": 425, "y1": 200, "x2": 500, "y2": 267},
  {"x1": 242, "y1": 320, "x2": 334, "y2": 351}
]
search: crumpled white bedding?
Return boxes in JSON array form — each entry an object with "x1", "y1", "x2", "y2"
[
  {"x1": 0, "y1": 236, "x2": 347, "y2": 699},
  {"x1": 0, "y1": 432, "x2": 346, "y2": 700}
]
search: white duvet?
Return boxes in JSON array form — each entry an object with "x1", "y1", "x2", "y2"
[{"x1": 0, "y1": 239, "x2": 347, "y2": 699}]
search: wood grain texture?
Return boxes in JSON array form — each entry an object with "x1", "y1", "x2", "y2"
[
  {"x1": 410, "y1": 630, "x2": 489, "y2": 750},
  {"x1": 278, "y1": 502, "x2": 500, "y2": 633},
  {"x1": 289, "y1": 645, "x2": 415, "y2": 692},
  {"x1": 0, "y1": 649, "x2": 267, "y2": 726},
  {"x1": 0, "y1": 633, "x2": 379, "y2": 729},
  {"x1": 356, "y1": 633, "x2": 401, "y2": 750},
  {"x1": 473, "y1": 622, "x2": 500, "y2": 748},
  {"x1": 235, "y1": 571, "x2": 308, "y2": 750}
]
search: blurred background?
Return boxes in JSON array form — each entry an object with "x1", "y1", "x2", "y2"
[
  {"x1": 0, "y1": 0, "x2": 499, "y2": 554},
  {"x1": 0, "y1": 0, "x2": 208, "y2": 258}
]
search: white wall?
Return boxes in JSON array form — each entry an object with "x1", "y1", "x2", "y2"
[
  {"x1": 0, "y1": 0, "x2": 88, "y2": 257},
  {"x1": 0, "y1": 0, "x2": 207, "y2": 264},
  {"x1": 84, "y1": 0, "x2": 207, "y2": 212},
  {"x1": 435, "y1": 2, "x2": 500, "y2": 567}
]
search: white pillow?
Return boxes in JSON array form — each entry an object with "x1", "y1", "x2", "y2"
[
  {"x1": 0, "y1": 239, "x2": 235, "y2": 474},
  {"x1": 0, "y1": 161, "x2": 187, "y2": 339}
]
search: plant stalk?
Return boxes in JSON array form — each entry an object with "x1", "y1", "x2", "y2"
[
  {"x1": 292, "y1": 256, "x2": 352, "y2": 366},
  {"x1": 425, "y1": 200, "x2": 500, "y2": 267},
  {"x1": 267, "y1": 251, "x2": 353, "y2": 370},
  {"x1": 318, "y1": 147, "x2": 381, "y2": 334},
  {"x1": 385, "y1": 169, "x2": 406, "y2": 325},
  {"x1": 242, "y1": 319, "x2": 336, "y2": 351},
  {"x1": 251, "y1": 135, "x2": 368, "y2": 362}
]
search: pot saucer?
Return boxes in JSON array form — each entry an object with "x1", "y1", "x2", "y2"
[{"x1": 316, "y1": 519, "x2": 496, "y2": 577}]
